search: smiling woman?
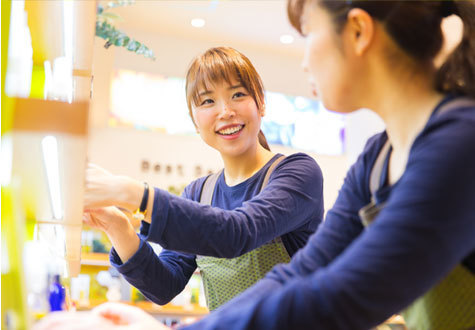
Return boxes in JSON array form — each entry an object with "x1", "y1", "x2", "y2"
[
  {"x1": 184, "y1": 49, "x2": 269, "y2": 165},
  {"x1": 34, "y1": 0, "x2": 475, "y2": 329},
  {"x1": 74, "y1": 46, "x2": 325, "y2": 312}
]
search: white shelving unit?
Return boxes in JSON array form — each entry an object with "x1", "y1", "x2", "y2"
[{"x1": 10, "y1": 0, "x2": 96, "y2": 278}]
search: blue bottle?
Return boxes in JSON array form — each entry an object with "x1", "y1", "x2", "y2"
[{"x1": 48, "y1": 274, "x2": 65, "y2": 311}]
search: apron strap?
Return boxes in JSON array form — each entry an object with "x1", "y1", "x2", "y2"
[
  {"x1": 369, "y1": 140, "x2": 391, "y2": 196},
  {"x1": 200, "y1": 170, "x2": 223, "y2": 205},
  {"x1": 260, "y1": 155, "x2": 286, "y2": 192},
  {"x1": 200, "y1": 155, "x2": 287, "y2": 205}
]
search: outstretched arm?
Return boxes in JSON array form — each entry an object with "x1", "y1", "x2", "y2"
[
  {"x1": 85, "y1": 207, "x2": 197, "y2": 305},
  {"x1": 84, "y1": 163, "x2": 155, "y2": 224},
  {"x1": 182, "y1": 121, "x2": 475, "y2": 330},
  {"x1": 84, "y1": 154, "x2": 324, "y2": 258},
  {"x1": 145, "y1": 154, "x2": 324, "y2": 257}
]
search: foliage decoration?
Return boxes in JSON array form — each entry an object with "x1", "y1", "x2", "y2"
[{"x1": 96, "y1": 0, "x2": 155, "y2": 60}]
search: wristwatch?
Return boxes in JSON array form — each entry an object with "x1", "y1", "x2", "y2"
[{"x1": 133, "y1": 182, "x2": 149, "y2": 221}]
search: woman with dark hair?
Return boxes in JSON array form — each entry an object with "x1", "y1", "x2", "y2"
[
  {"x1": 80, "y1": 47, "x2": 324, "y2": 311},
  {"x1": 36, "y1": 1, "x2": 475, "y2": 329},
  {"x1": 187, "y1": 1, "x2": 474, "y2": 328}
]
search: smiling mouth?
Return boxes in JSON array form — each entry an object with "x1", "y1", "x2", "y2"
[{"x1": 217, "y1": 125, "x2": 244, "y2": 136}]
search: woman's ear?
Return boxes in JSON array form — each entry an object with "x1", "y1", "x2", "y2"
[{"x1": 346, "y1": 8, "x2": 374, "y2": 56}]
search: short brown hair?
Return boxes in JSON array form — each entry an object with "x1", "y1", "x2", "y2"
[{"x1": 185, "y1": 47, "x2": 270, "y2": 150}]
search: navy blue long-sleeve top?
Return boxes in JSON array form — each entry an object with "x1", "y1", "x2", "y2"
[
  {"x1": 110, "y1": 153, "x2": 324, "y2": 305},
  {"x1": 185, "y1": 96, "x2": 475, "y2": 329}
]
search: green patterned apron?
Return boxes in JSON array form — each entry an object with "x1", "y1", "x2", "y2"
[
  {"x1": 360, "y1": 98, "x2": 475, "y2": 329},
  {"x1": 196, "y1": 155, "x2": 291, "y2": 310}
]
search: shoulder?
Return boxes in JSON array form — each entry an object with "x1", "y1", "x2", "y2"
[
  {"x1": 410, "y1": 97, "x2": 475, "y2": 166},
  {"x1": 182, "y1": 175, "x2": 212, "y2": 202},
  {"x1": 275, "y1": 152, "x2": 322, "y2": 174},
  {"x1": 423, "y1": 96, "x2": 475, "y2": 137},
  {"x1": 269, "y1": 153, "x2": 323, "y2": 186}
]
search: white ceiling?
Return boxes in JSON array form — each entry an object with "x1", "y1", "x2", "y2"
[{"x1": 111, "y1": 0, "x2": 306, "y2": 57}]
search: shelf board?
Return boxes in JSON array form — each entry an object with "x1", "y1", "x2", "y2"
[
  {"x1": 76, "y1": 300, "x2": 209, "y2": 318},
  {"x1": 135, "y1": 301, "x2": 209, "y2": 318},
  {"x1": 81, "y1": 252, "x2": 110, "y2": 266}
]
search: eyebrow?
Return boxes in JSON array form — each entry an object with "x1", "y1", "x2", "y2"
[
  {"x1": 198, "y1": 84, "x2": 243, "y2": 97},
  {"x1": 198, "y1": 90, "x2": 212, "y2": 97},
  {"x1": 228, "y1": 84, "x2": 243, "y2": 90}
]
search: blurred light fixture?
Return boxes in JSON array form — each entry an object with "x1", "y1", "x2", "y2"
[
  {"x1": 62, "y1": 0, "x2": 74, "y2": 103},
  {"x1": 191, "y1": 18, "x2": 206, "y2": 28},
  {"x1": 280, "y1": 34, "x2": 294, "y2": 44},
  {"x1": 42, "y1": 136, "x2": 63, "y2": 220}
]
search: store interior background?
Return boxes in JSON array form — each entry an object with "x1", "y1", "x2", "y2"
[
  {"x1": 2, "y1": 0, "x2": 463, "y2": 328},
  {"x1": 90, "y1": 0, "x2": 461, "y2": 209},
  {"x1": 89, "y1": 0, "x2": 362, "y2": 210}
]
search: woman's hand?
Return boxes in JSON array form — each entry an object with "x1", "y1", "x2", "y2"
[
  {"x1": 33, "y1": 311, "x2": 119, "y2": 330},
  {"x1": 83, "y1": 207, "x2": 131, "y2": 235},
  {"x1": 84, "y1": 207, "x2": 140, "y2": 263},
  {"x1": 33, "y1": 303, "x2": 169, "y2": 330},
  {"x1": 84, "y1": 163, "x2": 143, "y2": 211},
  {"x1": 93, "y1": 302, "x2": 169, "y2": 329}
]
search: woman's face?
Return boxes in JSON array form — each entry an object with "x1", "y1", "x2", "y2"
[
  {"x1": 301, "y1": 3, "x2": 364, "y2": 112},
  {"x1": 191, "y1": 78, "x2": 263, "y2": 158}
]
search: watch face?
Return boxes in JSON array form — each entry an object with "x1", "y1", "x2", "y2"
[{"x1": 133, "y1": 212, "x2": 145, "y2": 221}]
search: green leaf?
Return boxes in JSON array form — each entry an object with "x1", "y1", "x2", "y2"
[
  {"x1": 97, "y1": 4, "x2": 104, "y2": 14},
  {"x1": 100, "y1": 12, "x2": 122, "y2": 22},
  {"x1": 114, "y1": 35, "x2": 130, "y2": 47},
  {"x1": 126, "y1": 40, "x2": 140, "y2": 52},
  {"x1": 105, "y1": 0, "x2": 135, "y2": 10},
  {"x1": 95, "y1": 0, "x2": 155, "y2": 60}
]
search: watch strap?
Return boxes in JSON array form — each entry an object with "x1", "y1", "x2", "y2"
[{"x1": 133, "y1": 182, "x2": 149, "y2": 220}]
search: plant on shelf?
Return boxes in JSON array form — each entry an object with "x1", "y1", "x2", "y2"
[{"x1": 96, "y1": 0, "x2": 155, "y2": 60}]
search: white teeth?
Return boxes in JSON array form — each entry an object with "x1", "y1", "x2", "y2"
[{"x1": 218, "y1": 125, "x2": 243, "y2": 135}]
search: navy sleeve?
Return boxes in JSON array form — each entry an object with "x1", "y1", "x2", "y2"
[
  {"x1": 184, "y1": 117, "x2": 475, "y2": 329},
  {"x1": 110, "y1": 239, "x2": 196, "y2": 305},
  {"x1": 109, "y1": 185, "x2": 199, "y2": 305},
  {"x1": 144, "y1": 154, "x2": 323, "y2": 258}
]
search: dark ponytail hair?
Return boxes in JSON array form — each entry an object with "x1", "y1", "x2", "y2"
[
  {"x1": 436, "y1": 1, "x2": 475, "y2": 97},
  {"x1": 287, "y1": 0, "x2": 475, "y2": 97},
  {"x1": 258, "y1": 129, "x2": 271, "y2": 151}
]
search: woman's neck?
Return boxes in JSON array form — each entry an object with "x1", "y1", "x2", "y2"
[
  {"x1": 221, "y1": 144, "x2": 275, "y2": 186},
  {"x1": 367, "y1": 65, "x2": 444, "y2": 184},
  {"x1": 368, "y1": 64, "x2": 444, "y2": 153}
]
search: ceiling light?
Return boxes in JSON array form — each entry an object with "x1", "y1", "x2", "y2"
[
  {"x1": 191, "y1": 18, "x2": 205, "y2": 28},
  {"x1": 280, "y1": 34, "x2": 294, "y2": 44}
]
